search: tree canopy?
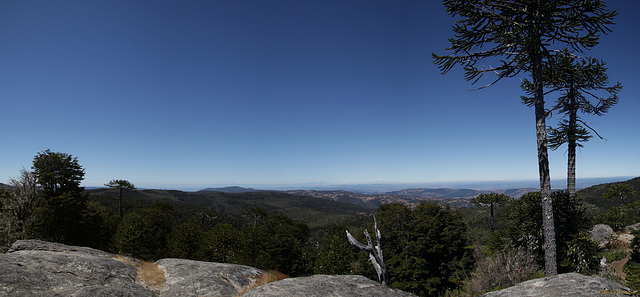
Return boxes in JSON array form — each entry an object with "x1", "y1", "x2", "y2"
[
  {"x1": 377, "y1": 201, "x2": 473, "y2": 296},
  {"x1": 27, "y1": 150, "x2": 100, "y2": 246},
  {"x1": 32, "y1": 149, "x2": 85, "y2": 196}
]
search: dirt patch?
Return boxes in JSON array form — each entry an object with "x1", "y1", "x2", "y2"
[{"x1": 611, "y1": 231, "x2": 635, "y2": 281}]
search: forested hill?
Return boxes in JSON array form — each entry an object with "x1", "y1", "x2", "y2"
[
  {"x1": 286, "y1": 187, "x2": 538, "y2": 208},
  {"x1": 86, "y1": 188, "x2": 373, "y2": 229},
  {"x1": 576, "y1": 176, "x2": 640, "y2": 209},
  {"x1": 85, "y1": 176, "x2": 640, "y2": 226}
]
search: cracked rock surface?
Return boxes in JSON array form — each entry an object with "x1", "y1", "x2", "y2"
[
  {"x1": 483, "y1": 273, "x2": 633, "y2": 297},
  {"x1": 0, "y1": 240, "x2": 152, "y2": 296},
  {"x1": 242, "y1": 274, "x2": 417, "y2": 297},
  {"x1": 156, "y1": 258, "x2": 263, "y2": 297}
]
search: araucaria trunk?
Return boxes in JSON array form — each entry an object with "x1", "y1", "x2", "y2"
[
  {"x1": 567, "y1": 83, "x2": 577, "y2": 196},
  {"x1": 532, "y1": 46, "x2": 557, "y2": 276}
]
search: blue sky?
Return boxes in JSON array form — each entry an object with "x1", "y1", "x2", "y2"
[{"x1": 1, "y1": 0, "x2": 638, "y2": 190}]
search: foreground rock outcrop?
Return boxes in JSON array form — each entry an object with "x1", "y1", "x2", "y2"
[
  {"x1": 243, "y1": 274, "x2": 416, "y2": 297},
  {"x1": 157, "y1": 258, "x2": 263, "y2": 296},
  {"x1": 0, "y1": 240, "x2": 265, "y2": 296},
  {"x1": 1, "y1": 240, "x2": 153, "y2": 296},
  {"x1": 483, "y1": 272, "x2": 634, "y2": 297},
  {"x1": 0, "y1": 240, "x2": 417, "y2": 296}
]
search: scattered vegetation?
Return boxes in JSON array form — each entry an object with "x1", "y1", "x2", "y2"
[{"x1": 625, "y1": 229, "x2": 640, "y2": 291}]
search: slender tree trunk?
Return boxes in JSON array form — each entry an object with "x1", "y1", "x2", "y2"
[
  {"x1": 489, "y1": 201, "x2": 495, "y2": 234},
  {"x1": 567, "y1": 83, "x2": 577, "y2": 196},
  {"x1": 119, "y1": 187, "x2": 123, "y2": 217},
  {"x1": 532, "y1": 45, "x2": 558, "y2": 276}
]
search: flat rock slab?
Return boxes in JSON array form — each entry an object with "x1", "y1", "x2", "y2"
[
  {"x1": 242, "y1": 274, "x2": 417, "y2": 297},
  {"x1": 0, "y1": 240, "x2": 152, "y2": 297},
  {"x1": 157, "y1": 258, "x2": 263, "y2": 297},
  {"x1": 483, "y1": 273, "x2": 634, "y2": 297}
]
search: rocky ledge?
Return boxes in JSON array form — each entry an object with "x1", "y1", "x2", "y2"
[
  {"x1": 0, "y1": 240, "x2": 416, "y2": 296},
  {"x1": 484, "y1": 272, "x2": 634, "y2": 297}
]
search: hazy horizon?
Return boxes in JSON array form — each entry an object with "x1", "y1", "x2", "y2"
[{"x1": 80, "y1": 176, "x2": 636, "y2": 193}]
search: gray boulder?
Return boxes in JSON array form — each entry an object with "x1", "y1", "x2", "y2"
[
  {"x1": 625, "y1": 223, "x2": 640, "y2": 233},
  {"x1": 483, "y1": 273, "x2": 633, "y2": 297},
  {"x1": 591, "y1": 224, "x2": 615, "y2": 248},
  {"x1": 157, "y1": 258, "x2": 263, "y2": 297},
  {"x1": 0, "y1": 240, "x2": 152, "y2": 296},
  {"x1": 242, "y1": 274, "x2": 417, "y2": 297}
]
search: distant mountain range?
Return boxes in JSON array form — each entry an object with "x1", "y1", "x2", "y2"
[
  {"x1": 194, "y1": 176, "x2": 634, "y2": 194},
  {"x1": 198, "y1": 186, "x2": 257, "y2": 193}
]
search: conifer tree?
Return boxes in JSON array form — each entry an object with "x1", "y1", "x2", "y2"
[
  {"x1": 523, "y1": 49, "x2": 621, "y2": 196},
  {"x1": 29, "y1": 150, "x2": 89, "y2": 245},
  {"x1": 471, "y1": 193, "x2": 511, "y2": 233},
  {"x1": 105, "y1": 179, "x2": 136, "y2": 217},
  {"x1": 433, "y1": 0, "x2": 617, "y2": 276}
]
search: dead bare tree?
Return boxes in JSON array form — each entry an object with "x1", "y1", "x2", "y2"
[{"x1": 346, "y1": 215, "x2": 388, "y2": 285}]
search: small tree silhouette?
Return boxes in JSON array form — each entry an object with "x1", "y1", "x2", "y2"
[{"x1": 105, "y1": 179, "x2": 136, "y2": 217}]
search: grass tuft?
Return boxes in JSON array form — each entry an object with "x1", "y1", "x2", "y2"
[
  {"x1": 137, "y1": 260, "x2": 166, "y2": 290},
  {"x1": 111, "y1": 255, "x2": 165, "y2": 293},
  {"x1": 236, "y1": 270, "x2": 288, "y2": 296}
]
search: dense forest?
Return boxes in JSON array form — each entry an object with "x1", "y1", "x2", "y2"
[{"x1": 1, "y1": 150, "x2": 639, "y2": 296}]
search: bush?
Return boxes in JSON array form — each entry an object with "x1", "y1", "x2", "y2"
[{"x1": 468, "y1": 246, "x2": 540, "y2": 295}]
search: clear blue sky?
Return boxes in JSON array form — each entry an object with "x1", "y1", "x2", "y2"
[{"x1": 1, "y1": 0, "x2": 638, "y2": 190}]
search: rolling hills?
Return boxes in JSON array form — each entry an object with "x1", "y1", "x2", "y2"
[
  {"x1": 87, "y1": 188, "x2": 373, "y2": 229},
  {"x1": 285, "y1": 187, "x2": 538, "y2": 208}
]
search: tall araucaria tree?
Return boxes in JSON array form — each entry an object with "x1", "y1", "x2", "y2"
[
  {"x1": 433, "y1": 0, "x2": 617, "y2": 276},
  {"x1": 523, "y1": 49, "x2": 621, "y2": 196},
  {"x1": 105, "y1": 179, "x2": 136, "y2": 217},
  {"x1": 471, "y1": 193, "x2": 511, "y2": 233}
]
